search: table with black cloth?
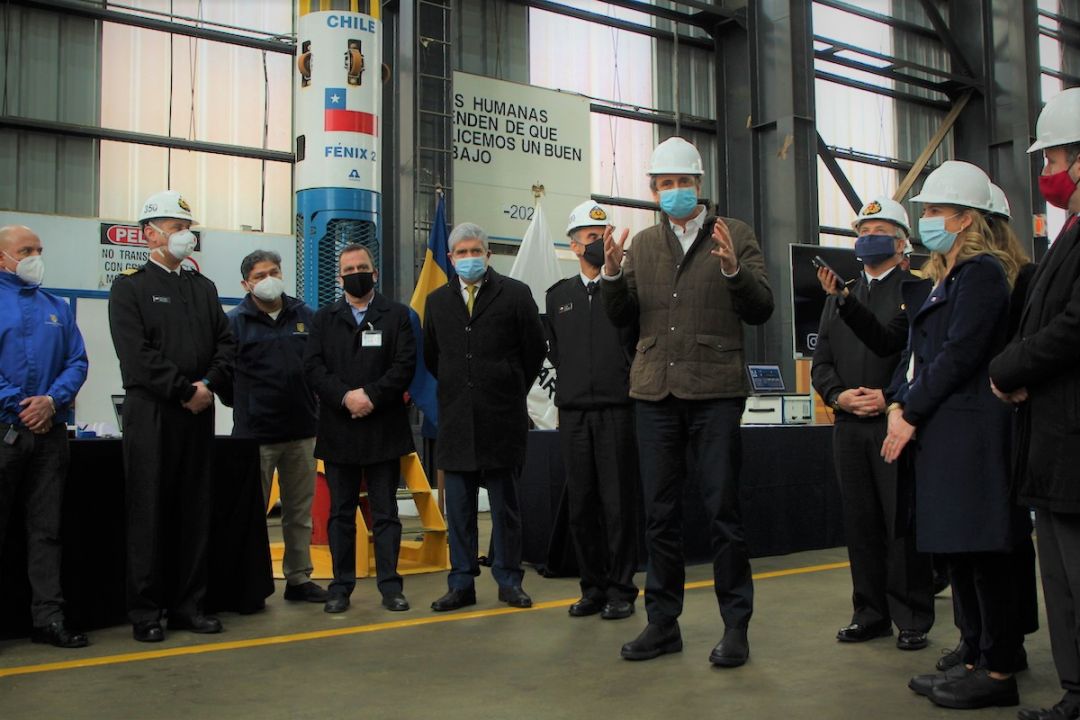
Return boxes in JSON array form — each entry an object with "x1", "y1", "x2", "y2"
[
  {"x1": 0, "y1": 437, "x2": 274, "y2": 639},
  {"x1": 520, "y1": 425, "x2": 844, "y2": 575}
]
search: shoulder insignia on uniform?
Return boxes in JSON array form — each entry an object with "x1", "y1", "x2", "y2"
[
  {"x1": 121, "y1": 268, "x2": 140, "y2": 276},
  {"x1": 546, "y1": 277, "x2": 568, "y2": 294}
]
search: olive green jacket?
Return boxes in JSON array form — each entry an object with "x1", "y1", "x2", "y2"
[{"x1": 601, "y1": 207, "x2": 773, "y2": 401}]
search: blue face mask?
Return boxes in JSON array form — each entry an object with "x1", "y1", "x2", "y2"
[
  {"x1": 854, "y1": 234, "x2": 897, "y2": 267},
  {"x1": 658, "y1": 187, "x2": 699, "y2": 219},
  {"x1": 918, "y1": 215, "x2": 959, "y2": 254},
  {"x1": 454, "y1": 256, "x2": 486, "y2": 282}
]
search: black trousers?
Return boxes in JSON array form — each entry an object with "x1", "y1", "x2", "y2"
[
  {"x1": 444, "y1": 468, "x2": 523, "y2": 590},
  {"x1": 323, "y1": 459, "x2": 403, "y2": 597},
  {"x1": 558, "y1": 405, "x2": 640, "y2": 603},
  {"x1": 1035, "y1": 509, "x2": 1080, "y2": 702},
  {"x1": 635, "y1": 396, "x2": 752, "y2": 629},
  {"x1": 949, "y1": 551, "x2": 1024, "y2": 673},
  {"x1": 0, "y1": 423, "x2": 68, "y2": 627},
  {"x1": 122, "y1": 395, "x2": 214, "y2": 624},
  {"x1": 833, "y1": 419, "x2": 934, "y2": 632}
]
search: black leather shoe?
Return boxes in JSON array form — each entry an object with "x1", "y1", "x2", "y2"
[
  {"x1": 431, "y1": 588, "x2": 477, "y2": 612},
  {"x1": 568, "y1": 596, "x2": 604, "y2": 617},
  {"x1": 709, "y1": 627, "x2": 750, "y2": 667},
  {"x1": 1018, "y1": 699, "x2": 1080, "y2": 720},
  {"x1": 31, "y1": 620, "x2": 88, "y2": 649},
  {"x1": 898, "y1": 629, "x2": 929, "y2": 651},
  {"x1": 836, "y1": 621, "x2": 893, "y2": 643},
  {"x1": 601, "y1": 600, "x2": 634, "y2": 620},
  {"x1": 909, "y1": 664, "x2": 969, "y2": 697},
  {"x1": 169, "y1": 614, "x2": 223, "y2": 634},
  {"x1": 498, "y1": 585, "x2": 533, "y2": 608},
  {"x1": 132, "y1": 621, "x2": 165, "y2": 643},
  {"x1": 621, "y1": 622, "x2": 682, "y2": 661},
  {"x1": 382, "y1": 592, "x2": 410, "y2": 612},
  {"x1": 929, "y1": 668, "x2": 1019, "y2": 709},
  {"x1": 283, "y1": 581, "x2": 330, "y2": 603},
  {"x1": 324, "y1": 594, "x2": 350, "y2": 613},
  {"x1": 937, "y1": 639, "x2": 966, "y2": 671}
]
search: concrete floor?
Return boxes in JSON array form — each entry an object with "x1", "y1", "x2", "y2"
[{"x1": 0, "y1": 538, "x2": 1066, "y2": 720}]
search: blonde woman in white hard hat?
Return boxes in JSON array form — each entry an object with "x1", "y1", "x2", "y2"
[
  {"x1": 600, "y1": 136, "x2": 774, "y2": 667},
  {"x1": 990, "y1": 86, "x2": 1080, "y2": 720},
  {"x1": 879, "y1": 161, "x2": 1022, "y2": 710}
]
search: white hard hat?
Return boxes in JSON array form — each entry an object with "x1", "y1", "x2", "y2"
[
  {"x1": 910, "y1": 160, "x2": 993, "y2": 211},
  {"x1": 566, "y1": 200, "x2": 610, "y2": 236},
  {"x1": 649, "y1": 137, "x2": 704, "y2": 175},
  {"x1": 138, "y1": 190, "x2": 195, "y2": 223},
  {"x1": 851, "y1": 196, "x2": 910, "y2": 236},
  {"x1": 987, "y1": 183, "x2": 1011, "y2": 220},
  {"x1": 1028, "y1": 87, "x2": 1080, "y2": 153}
]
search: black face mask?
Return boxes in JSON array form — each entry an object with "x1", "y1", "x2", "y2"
[
  {"x1": 342, "y1": 271, "x2": 375, "y2": 298},
  {"x1": 581, "y1": 239, "x2": 606, "y2": 268}
]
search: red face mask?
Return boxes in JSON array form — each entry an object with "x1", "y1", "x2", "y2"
[{"x1": 1039, "y1": 166, "x2": 1080, "y2": 209}]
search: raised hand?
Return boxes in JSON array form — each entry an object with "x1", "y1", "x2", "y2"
[
  {"x1": 603, "y1": 225, "x2": 630, "y2": 277},
  {"x1": 710, "y1": 218, "x2": 738, "y2": 275}
]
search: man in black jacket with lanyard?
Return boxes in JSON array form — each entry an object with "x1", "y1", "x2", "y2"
[
  {"x1": 991, "y1": 87, "x2": 1080, "y2": 720},
  {"x1": 108, "y1": 191, "x2": 234, "y2": 643},
  {"x1": 812, "y1": 197, "x2": 935, "y2": 653},
  {"x1": 304, "y1": 243, "x2": 415, "y2": 614},
  {"x1": 545, "y1": 201, "x2": 640, "y2": 621}
]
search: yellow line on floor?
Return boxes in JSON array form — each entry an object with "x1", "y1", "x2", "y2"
[{"x1": 0, "y1": 559, "x2": 849, "y2": 679}]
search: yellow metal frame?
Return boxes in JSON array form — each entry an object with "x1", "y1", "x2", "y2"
[{"x1": 268, "y1": 453, "x2": 449, "y2": 580}]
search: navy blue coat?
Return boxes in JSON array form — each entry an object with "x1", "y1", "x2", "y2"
[
  {"x1": 303, "y1": 293, "x2": 416, "y2": 466},
  {"x1": 423, "y1": 268, "x2": 546, "y2": 472},
  {"x1": 888, "y1": 254, "x2": 1013, "y2": 553},
  {"x1": 227, "y1": 294, "x2": 318, "y2": 444}
]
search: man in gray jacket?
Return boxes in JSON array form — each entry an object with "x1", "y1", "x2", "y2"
[{"x1": 601, "y1": 137, "x2": 773, "y2": 666}]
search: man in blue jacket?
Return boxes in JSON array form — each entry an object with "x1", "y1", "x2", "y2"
[
  {"x1": 0, "y1": 224, "x2": 89, "y2": 649},
  {"x1": 228, "y1": 250, "x2": 327, "y2": 604}
]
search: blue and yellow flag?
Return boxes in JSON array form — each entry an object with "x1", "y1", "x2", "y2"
[{"x1": 408, "y1": 193, "x2": 451, "y2": 436}]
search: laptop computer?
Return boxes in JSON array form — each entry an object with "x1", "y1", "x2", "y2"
[
  {"x1": 746, "y1": 364, "x2": 786, "y2": 395},
  {"x1": 111, "y1": 394, "x2": 125, "y2": 433}
]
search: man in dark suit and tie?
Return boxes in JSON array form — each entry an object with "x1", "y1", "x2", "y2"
[
  {"x1": 991, "y1": 86, "x2": 1080, "y2": 720},
  {"x1": 304, "y1": 243, "x2": 415, "y2": 614},
  {"x1": 812, "y1": 196, "x2": 935, "y2": 653},
  {"x1": 423, "y1": 222, "x2": 546, "y2": 611}
]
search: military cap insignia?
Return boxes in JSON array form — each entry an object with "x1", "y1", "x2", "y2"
[
  {"x1": 863, "y1": 201, "x2": 882, "y2": 215},
  {"x1": 589, "y1": 206, "x2": 607, "y2": 221},
  {"x1": 177, "y1": 197, "x2": 191, "y2": 211}
]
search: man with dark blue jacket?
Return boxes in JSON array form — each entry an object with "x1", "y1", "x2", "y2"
[
  {"x1": 228, "y1": 250, "x2": 327, "y2": 604},
  {"x1": 0, "y1": 224, "x2": 89, "y2": 649}
]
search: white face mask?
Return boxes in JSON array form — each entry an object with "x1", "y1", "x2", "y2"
[
  {"x1": 251, "y1": 275, "x2": 284, "y2": 302},
  {"x1": 150, "y1": 223, "x2": 197, "y2": 261},
  {"x1": 4, "y1": 252, "x2": 44, "y2": 286}
]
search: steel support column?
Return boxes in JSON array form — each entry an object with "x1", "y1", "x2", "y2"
[
  {"x1": 740, "y1": 0, "x2": 817, "y2": 377},
  {"x1": 950, "y1": 0, "x2": 1041, "y2": 255},
  {"x1": 381, "y1": 1, "x2": 415, "y2": 301}
]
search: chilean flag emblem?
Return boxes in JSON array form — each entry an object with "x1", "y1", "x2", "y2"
[{"x1": 324, "y1": 87, "x2": 377, "y2": 136}]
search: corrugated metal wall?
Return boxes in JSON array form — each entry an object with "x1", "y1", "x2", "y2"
[
  {"x1": 0, "y1": 4, "x2": 100, "y2": 216},
  {"x1": 452, "y1": 0, "x2": 528, "y2": 83}
]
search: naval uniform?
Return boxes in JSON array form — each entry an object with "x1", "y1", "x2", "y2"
[
  {"x1": 545, "y1": 272, "x2": 640, "y2": 604},
  {"x1": 108, "y1": 260, "x2": 235, "y2": 624}
]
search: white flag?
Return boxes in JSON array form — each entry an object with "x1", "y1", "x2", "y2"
[{"x1": 508, "y1": 199, "x2": 562, "y2": 430}]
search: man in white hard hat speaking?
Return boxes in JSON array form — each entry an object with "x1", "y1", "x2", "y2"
[
  {"x1": 108, "y1": 191, "x2": 235, "y2": 643},
  {"x1": 601, "y1": 136, "x2": 773, "y2": 666},
  {"x1": 544, "y1": 200, "x2": 640, "y2": 621},
  {"x1": 991, "y1": 86, "x2": 1080, "y2": 720},
  {"x1": 812, "y1": 197, "x2": 935, "y2": 653}
]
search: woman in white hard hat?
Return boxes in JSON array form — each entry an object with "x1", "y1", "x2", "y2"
[
  {"x1": 990, "y1": 85, "x2": 1080, "y2": 720},
  {"x1": 881, "y1": 160, "x2": 1024, "y2": 710}
]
